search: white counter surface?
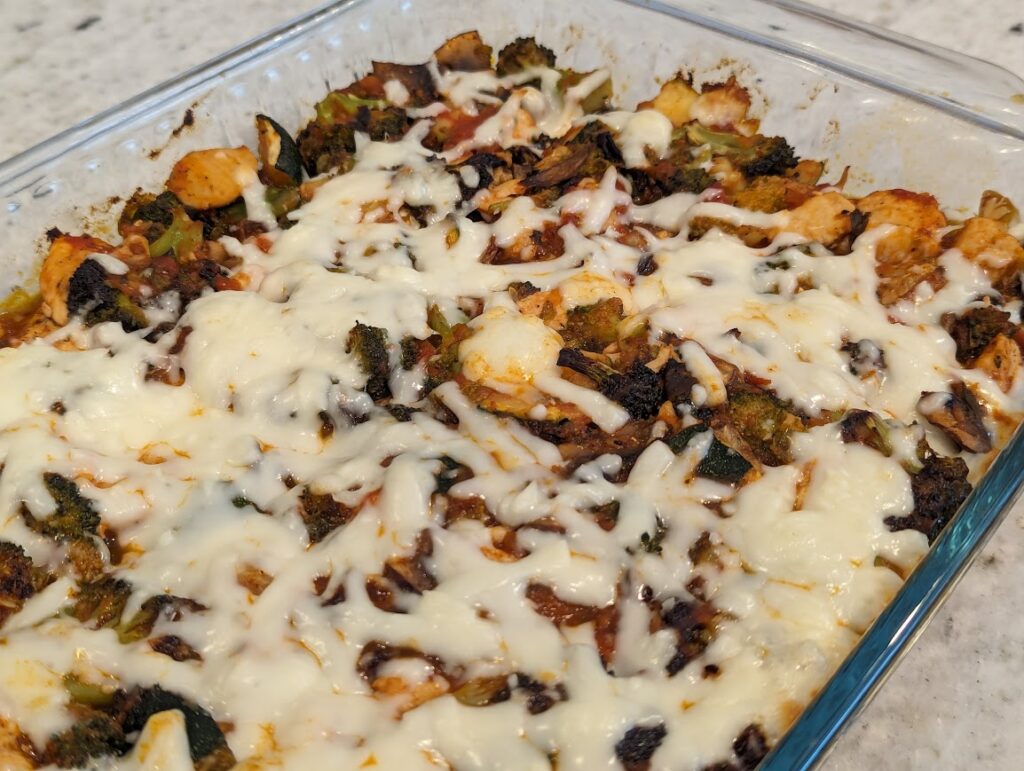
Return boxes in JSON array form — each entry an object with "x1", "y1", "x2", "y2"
[{"x1": 1, "y1": 1, "x2": 1022, "y2": 768}]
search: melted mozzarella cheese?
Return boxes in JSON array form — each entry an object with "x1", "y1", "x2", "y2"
[
  {"x1": 0, "y1": 58, "x2": 1018, "y2": 771},
  {"x1": 459, "y1": 307, "x2": 563, "y2": 384}
]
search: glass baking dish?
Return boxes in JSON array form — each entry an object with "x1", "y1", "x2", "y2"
[{"x1": 2, "y1": 0, "x2": 1023, "y2": 767}]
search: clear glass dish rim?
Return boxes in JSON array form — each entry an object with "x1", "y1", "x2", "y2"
[{"x1": 2, "y1": 1, "x2": 1023, "y2": 769}]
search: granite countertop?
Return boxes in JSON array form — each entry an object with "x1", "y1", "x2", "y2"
[{"x1": 1, "y1": 1, "x2": 1023, "y2": 768}]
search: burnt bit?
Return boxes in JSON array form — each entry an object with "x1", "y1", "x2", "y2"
[
  {"x1": 615, "y1": 723, "x2": 667, "y2": 770},
  {"x1": 886, "y1": 453, "x2": 971, "y2": 542},
  {"x1": 662, "y1": 359, "x2": 697, "y2": 405},
  {"x1": 636, "y1": 254, "x2": 658, "y2": 276},
  {"x1": 557, "y1": 349, "x2": 665, "y2": 420},
  {"x1": 149, "y1": 634, "x2": 202, "y2": 662},
  {"x1": 941, "y1": 306, "x2": 1015, "y2": 365},
  {"x1": 662, "y1": 599, "x2": 721, "y2": 676},
  {"x1": 732, "y1": 724, "x2": 770, "y2": 770},
  {"x1": 512, "y1": 673, "x2": 567, "y2": 715},
  {"x1": 526, "y1": 582, "x2": 600, "y2": 626},
  {"x1": 297, "y1": 488, "x2": 358, "y2": 544},
  {"x1": 383, "y1": 530, "x2": 437, "y2": 594},
  {"x1": 841, "y1": 338, "x2": 885, "y2": 379},
  {"x1": 0, "y1": 540, "x2": 53, "y2": 627},
  {"x1": 171, "y1": 108, "x2": 196, "y2": 138},
  {"x1": 21, "y1": 473, "x2": 101, "y2": 542}
]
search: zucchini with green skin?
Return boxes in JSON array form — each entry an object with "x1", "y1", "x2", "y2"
[
  {"x1": 256, "y1": 114, "x2": 304, "y2": 187},
  {"x1": 666, "y1": 424, "x2": 752, "y2": 484}
]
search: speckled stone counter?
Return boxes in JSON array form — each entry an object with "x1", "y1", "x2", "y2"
[{"x1": 1, "y1": 2, "x2": 1023, "y2": 769}]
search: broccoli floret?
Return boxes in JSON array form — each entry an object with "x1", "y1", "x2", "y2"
[
  {"x1": 296, "y1": 121, "x2": 357, "y2": 177},
  {"x1": 189, "y1": 198, "x2": 250, "y2": 241},
  {"x1": 43, "y1": 713, "x2": 127, "y2": 768},
  {"x1": 0, "y1": 541, "x2": 52, "y2": 627},
  {"x1": 22, "y1": 473, "x2": 101, "y2": 542},
  {"x1": 346, "y1": 322, "x2": 392, "y2": 402},
  {"x1": 646, "y1": 163, "x2": 713, "y2": 197},
  {"x1": 557, "y1": 349, "x2": 664, "y2": 420},
  {"x1": 70, "y1": 576, "x2": 132, "y2": 629},
  {"x1": 615, "y1": 723, "x2": 668, "y2": 768},
  {"x1": 83, "y1": 289, "x2": 149, "y2": 332},
  {"x1": 118, "y1": 190, "x2": 182, "y2": 241},
  {"x1": 66, "y1": 259, "x2": 115, "y2": 318},
  {"x1": 360, "y1": 107, "x2": 410, "y2": 142},
  {"x1": 686, "y1": 124, "x2": 797, "y2": 178},
  {"x1": 942, "y1": 306, "x2": 1015, "y2": 365},
  {"x1": 560, "y1": 298, "x2": 624, "y2": 352},
  {"x1": 423, "y1": 305, "x2": 472, "y2": 391},
  {"x1": 298, "y1": 488, "x2": 357, "y2": 544},
  {"x1": 496, "y1": 37, "x2": 557, "y2": 76},
  {"x1": 737, "y1": 136, "x2": 797, "y2": 178},
  {"x1": 150, "y1": 207, "x2": 205, "y2": 257},
  {"x1": 727, "y1": 390, "x2": 804, "y2": 466},
  {"x1": 886, "y1": 454, "x2": 971, "y2": 542},
  {"x1": 119, "y1": 686, "x2": 235, "y2": 768}
]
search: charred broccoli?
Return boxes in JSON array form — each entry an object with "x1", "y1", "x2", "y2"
[
  {"x1": 70, "y1": 576, "x2": 132, "y2": 629},
  {"x1": 615, "y1": 723, "x2": 668, "y2": 769},
  {"x1": 942, "y1": 306, "x2": 1015, "y2": 365},
  {"x1": 65, "y1": 259, "x2": 148, "y2": 332},
  {"x1": 22, "y1": 473, "x2": 101, "y2": 542},
  {"x1": 346, "y1": 322, "x2": 392, "y2": 402},
  {"x1": 298, "y1": 488, "x2": 358, "y2": 544},
  {"x1": 42, "y1": 713, "x2": 127, "y2": 768},
  {"x1": 296, "y1": 121, "x2": 357, "y2": 177},
  {"x1": 686, "y1": 124, "x2": 797, "y2": 178},
  {"x1": 557, "y1": 348, "x2": 664, "y2": 420},
  {"x1": 496, "y1": 37, "x2": 557, "y2": 76},
  {"x1": 118, "y1": 190, "x2": 181, "y2": 241},
  {"x1": 560, "y1": 298, "x2": 624, "y2": 352},
  {"x1": 727, "y1": 389, "x2": 804, "y2": 466},
  {"x1": 0, "y1": 541, "x2": 52, "y2": 627},
  {"x1": 118, "y1": 686, "x2": 235, "y2": 768},
  {"x1": 886, "y1": 453, "x2": 972, "y2": 542}
]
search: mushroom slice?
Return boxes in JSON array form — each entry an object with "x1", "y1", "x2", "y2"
[{"x1": 917, "y1": 384, "x2": 992, "y2": 453}]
